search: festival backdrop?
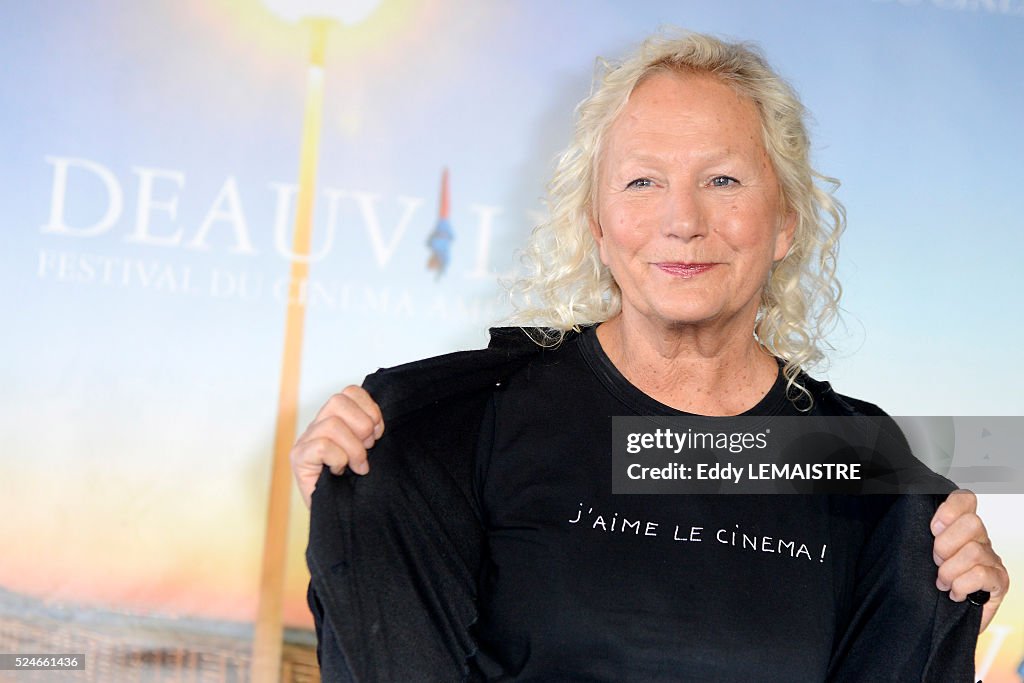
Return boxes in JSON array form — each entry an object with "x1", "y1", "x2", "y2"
[{"x1": 1, "y1": 0, "x2": 1022, "y2": 680}]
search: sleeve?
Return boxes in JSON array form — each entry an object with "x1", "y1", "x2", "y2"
[
  {"x1": 826, "y1": 494, "x2": 983, "y2": 682},
  {"x1": 305, "y1": 394, "x2": 490, "y2": 683}
]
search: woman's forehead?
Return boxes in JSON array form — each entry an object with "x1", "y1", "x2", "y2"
[{"x1": 600, "y1": 72, "x2": 767, "y2": 168}]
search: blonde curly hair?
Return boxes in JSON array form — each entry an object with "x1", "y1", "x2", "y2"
[{"x1": 509, "y1": 30, "x2": 844, "y2": 403}]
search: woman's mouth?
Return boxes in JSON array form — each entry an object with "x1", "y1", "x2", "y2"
[{"x1": 655, "y1": 262, "x2": 717, "y2": 278}]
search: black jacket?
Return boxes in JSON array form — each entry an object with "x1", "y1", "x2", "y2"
[{"x1": 306, "y1": 328, "x2": 980, "y2": 682}]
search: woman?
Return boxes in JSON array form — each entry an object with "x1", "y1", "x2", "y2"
[{"x1": 296, "y1": 31, "x2": 1008, "y2": 681}]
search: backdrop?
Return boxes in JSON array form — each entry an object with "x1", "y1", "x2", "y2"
[{"x1": 2, "y1": 0, "x2": 1021, "y2": 680}]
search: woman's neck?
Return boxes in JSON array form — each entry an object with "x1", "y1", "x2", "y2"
[{"x1": 595, "y1": 314, "x2": 779, "y2": 416}]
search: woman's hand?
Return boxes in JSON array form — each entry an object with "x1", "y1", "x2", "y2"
[
  {"x1": 931, "y1": 489, "x2": 1009, "y2": 633},
  {"x1": 290, "y1": 385, "x2": 384, "y2": 509}
]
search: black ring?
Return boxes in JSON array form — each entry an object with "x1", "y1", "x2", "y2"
[{"x1": 967, "y1": 590, "x2": 990, "y2": 606}]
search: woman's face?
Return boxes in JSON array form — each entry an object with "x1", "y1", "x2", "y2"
[{"x1": 592, "y1": 71, "x2": 795, "y2": 333}]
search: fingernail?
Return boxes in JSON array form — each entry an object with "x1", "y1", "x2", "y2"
[
  {"x1": 354, "y1": 461, "x2": 369, "y2": 475},
  {"x1": 931, "y1": 520, "x2": 947, "y2": 535},
  {"x1": 363, "y1": 437, "x2": 375, "y2": 449},
  {"x1": 374, "y1": 422, "x2": 384, "y2": 438},
  {"x1": 933, "y1": 552, "x2": 943, "y2": 566},
  {"x1": 936, "y1": 579, "x2": 950, "y2": 592}
]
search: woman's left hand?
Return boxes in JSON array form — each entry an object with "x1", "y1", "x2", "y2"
[{"x1": 931, "y1": 489, "x2": 1009, "y2": 633}]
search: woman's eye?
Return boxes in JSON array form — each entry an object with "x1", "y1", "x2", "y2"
[
  {"x1": 626, "y1": 178, "x2": 654, "y2": 189},
  {"x1": 710, "y1": 176, "x2": 739, "y2": 188}
]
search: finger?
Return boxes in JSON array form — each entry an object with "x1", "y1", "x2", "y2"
[
  {"x1": 974, "y1": 569, "x2": 1007, "y2": 634},
  {"x1": 342, "y1": 385, "x2": 385, "y2": 440},
  {"x1": 313, "y1": 415, "x2": 371, "y2": 475},
  {"x1": 315, "y1": 392, "x2": 380, "y2": 445},
  {"x1": 981, "y1": 593, "x2": 1007, "y2": 633},
  {"x1": 932, "y1": 512, "x2": 987, "y2": 564},
  {"x1": 948, "y1": 564, "x2": 1008, "y2": 604},
  {"x1": 290, "y1": 438, "x2": 346, "y2": 510},
  {"x1": 293, "y1": 436, "x2": 350, "y2": 476},
  {"x1": 936, "y1": 540, "x2": 993, "y2": 591},
  {"x1": 930, "y1": 489, "x2": 977, "y2": 536}
]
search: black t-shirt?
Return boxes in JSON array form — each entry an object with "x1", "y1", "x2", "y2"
[
  {"x1": 307, "y1": 326, "x2": 980, "y2": 683},
  {"x1": 469, "y1": 327, "x2": 945, "y2": 680}
]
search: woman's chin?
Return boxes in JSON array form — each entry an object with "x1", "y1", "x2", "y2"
[{"x1": 635, "y1": 307, "x2": 726, "y2": 329}]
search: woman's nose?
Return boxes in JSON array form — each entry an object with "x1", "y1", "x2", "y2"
[{"x1": 662, "y1": 184, "x2": 707, "y2": 241}]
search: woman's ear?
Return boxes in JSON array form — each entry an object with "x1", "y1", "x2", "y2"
[{"x1": 774, "y1": 211, "x2": 797, "y2": 262}]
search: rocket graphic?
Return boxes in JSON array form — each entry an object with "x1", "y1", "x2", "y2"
[{"x1": 426, "y1": 167, "x2": 454, "y2": 279}]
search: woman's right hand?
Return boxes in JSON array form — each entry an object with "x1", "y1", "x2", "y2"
[{"x1": 290, "y1": 385, "x2": 384, "y2": 509}]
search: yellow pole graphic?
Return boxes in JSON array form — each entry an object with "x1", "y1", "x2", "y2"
[{"x1": 252, "y1": 18, "x2": 329, "y2": 683}]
